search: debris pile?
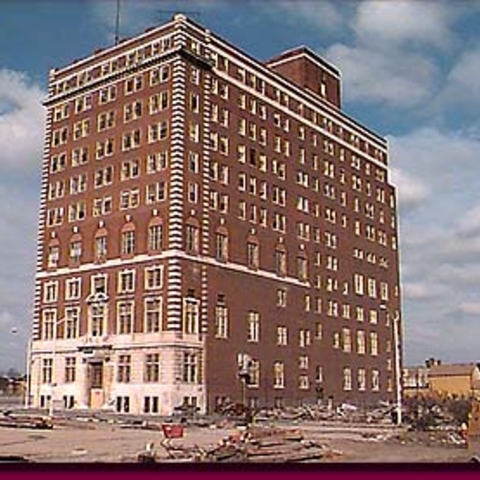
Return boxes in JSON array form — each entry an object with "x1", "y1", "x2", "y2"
[
  {"x1": 0, "y1": 413, "x2": 52, "y2": 430},
  {"x1": 253, "y1": 402, "x2": 395, "y2": 424},
  {"x1": 137, "y1": 425, "x2": 340, "y2": 463}
]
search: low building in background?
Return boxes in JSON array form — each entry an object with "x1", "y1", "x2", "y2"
[{"x1": 403, "y1": 359, "x2": 480, "y2": 398}]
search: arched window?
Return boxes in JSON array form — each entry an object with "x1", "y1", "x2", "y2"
[
  {"x1": 69, "y1": 232, "x2": 82, "y2": 265},
  {"x1": 185, "y1": 218, "x2": 200, "y2": 253},
  {"x1": 94, "y1": 226, "x2": 108, "y2": 263},
  {"x1": 47, "y1": 237, "x2": 60, "y2": 269},
  {"x1": 148, "y1": 216, "x2": 163, "y2": 252},
  {"x1": 215, "y1": 226, "x2": 228, "y2": 261},
  {"x1": 246, "y1": 234, "x2": 259, "y2": 269},
  {"x1": 121, "y1": 222, "x2": 136, "y2": 257}
]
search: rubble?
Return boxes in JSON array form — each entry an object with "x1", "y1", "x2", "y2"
[
  {"x1": 137, "y1": 424, "x2": 341, "y2": 463},
  {"x1": 0, "y1": 413, "x2": 53, "y2": 430}
]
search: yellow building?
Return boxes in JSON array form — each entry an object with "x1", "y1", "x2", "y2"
[{"x1": 428, "y1": 363, "x2": 480, "y2": 398}]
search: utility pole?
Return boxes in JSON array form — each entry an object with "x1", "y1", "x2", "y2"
[{"x1": 380, "y1": 304, "x2": 402, "y2": 426}]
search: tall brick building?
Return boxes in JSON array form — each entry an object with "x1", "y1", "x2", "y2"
[{"x1": 28, "y1": 14, "x2": 402, "y2": 415}]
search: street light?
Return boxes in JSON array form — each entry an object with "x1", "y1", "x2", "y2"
[{"x1": 380, "y1": 304, "x2": 402, "y2": 426}]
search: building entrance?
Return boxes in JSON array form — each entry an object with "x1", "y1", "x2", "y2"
[{"x1": 88, "y1": 361, "x2": 104, "y2": 409}]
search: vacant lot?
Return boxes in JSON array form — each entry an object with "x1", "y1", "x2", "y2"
[{"x1": 0, "y1": 417, "x2": 473, "y2": 463}]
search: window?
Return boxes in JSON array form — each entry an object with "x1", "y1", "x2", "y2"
[
  {"x1": 343, "y1": 367, "x2": 352, "y2": 391},
  {"x1": 372, "y1": 369, "x2": 380, "y2": 391},
  {"x1": 215, "y1": 232, "x2": 228, "y2": 261},
  {"x1": 68, "y1": 202, "x2": 86, "y2": 222},
  {"x1": 273, "y1": 362, "x2": 285, "y2": 388},
  {"x1": 117, "y1": 355, "x2": 131, "y2": 382},
  {"x1": 42, "y1": 310, "x2": 56, "y2": 340},
  {"x1": 247, "y1": 311, "x2": 260, "y2": 342},
  {"x1": 47, "y1": 245, "x2": 60, "y2": 268},
  {"x1": 69, "y1": 174, "x2": 87, "y2": 195},
  {"x1": 145, "y1": 298, "x2": 162, "y2": 333},
  {"x1": 42, "y1": 359, "x2": 53, "y2": 384},
  {"x1": 145, "y1": 353, "x2": 160, "y2": 382},
  {"x1": 73, "y1": 119, "x2": 90, "y2": 140},
  {"x1": 342, "y1": 328, "x2": 351, "y2": 353},
  {"x1": 95, "y1": 235, "x2": 107, "y2": 261},
  {"x1": 184, "y1": 298, "x2": 199, "y2": 334},
  {"x1": 90, "y1": 304, "x2": 106, "y2": 337},
  {"x1": 183, "y1": 352, "x2": 199, "y2": 383},
  {"x1": 98, "y1": 85, "x2": 116, "y2": 104},
  {"x1": 276, "y1": 288, "x2": 287, "y2": 307},
  {"x1": 65, "y1": 357, "x2": 76, "y2": 383},
  {"x1": 247, "y1": 242, "x2": 259, "y2": 269},
  {"x1": 122, "y1": 129, "x2": 141, "y2": 151},
  {"x1": 64, "y1": 307, "x2": 79, "y2": 339},
  {"x1": 117, "y1": 301, "x2": 134, "y2": 335},
  {"x1": 354, "y1": 274, "x2": 364, "y2": 295},
  {"x1": 357, "y1": 330, "x2": 366, "y2": 355},
  {"x1": 52, "y1": 127, "x2": 68, "y2": 147},
  {"x1": 93, "y1": 196, "x2": 112, "y2": 217},
  {"x1": 118, "y1": 270, "x2": 135, "y2": 293},
  {"x1": 299, "y1": 329, "x2": 311, "y2": 347},
  {"x1": 145, "y1": 266, "x2": 163, "y2": 289},
  {"x1": 299, "y1": 375, "x2": 309, "y2": 390},
  {"x1": 95, "y1": 138, "x2": 114, "y2": 159},
  {"x1": 47, "y1": 207, "x2": 64, "y2": 226},
  {"x1": 187, "y1": 182, "x2": 199, "y2": 203},
  {"x1": 150, "y1": 65, "x2": 170, "y2": 85},
  {"x1": 148, "y1": 223, "x2": 163, "y2": 251},
  {"x1": 121, "y1": 230, "x2": 135, "y2": 255},
  {"x1": 94, "y1": 166, "x2": 113, "y2": 188},
  {"x1": 149, "y1": 91, "x2": 169, "y2": 114},
  {"x1": 297, "y1": 256, "x2": 308, "y2": 282},
  {"x1": 186, "y1": 224, "x2": 199, "y2": 252},
  {"x1": 74, "y1": 94, "x2": 91, "y2": 113},
  {"x1": 43, "y1": 281, "x2": 58, "y2": 303},
  {"x1": 121, "y1": 159, "x2": 140, "y2": 181},
  {"x1": 275, "y1": 249, "x2": 287, "y2": 276},
  {"x1": 146, "y1": 182, "x2": 166, "y2": 204},
  {"x1": 97, "y1": 110, "x2": 115, "y2": 131},
  {"x1": 65, "y1": 278, "x2": 81, "y2": 301},
  {"x1": 148, "y1": 121, "x2": 168, "y2": 143},
  {"x1": 147, "y1": 151, "x2": 168, "y2": 173},
  {"x1": 277, "y1": 326, "x2": 288, "y2": 346},
  {"x1": 143, "y1": 396, "x2": 160, "y2": 414},
  {"x1": 358, "y1": 368, "x2": 366, "y2": 391},
  {"x1": 249, "y1": 360, "x2": 260, "y2": 387},
  {"x1": 370, "y1": 332, "x2": 379, "y2": 356},
  {"x1": 215, "y1": 303, "x2": 228, "y2": 339},
  {"x1": 125, "y1": 74, "x2": 144, "y2": 95}
]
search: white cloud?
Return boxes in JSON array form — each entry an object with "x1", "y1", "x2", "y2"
[
  {"x1": 0, "y1": 68, "x2": 44, "y2": 371},
  {"x1": 435, "y1": 44, "x2": 480, "y2": 112},
  {"x1": 0, "y1": 69, "x2": 45, "y2": 171},
  {"x1": 353, "y1": 1, "x2": 454, "y2": 49},
  {"x1": 270, "y1": 1, "x2": 344, "y2": 32},
  {"x1": 324, "y1": 43, "x2": 438, "y2": 108},
  {"x1": 459, "y1": 302, "x2": 480, "y2": 316},
  {"x1": 402, "y1": 281, "x2": 436, "y2": 300},
  {"x1": 458, "y1": 204, "x2": 480, "y2": 236},
  {"x1": 390, "y1": 167, "x2": 429, "y2": 210}
]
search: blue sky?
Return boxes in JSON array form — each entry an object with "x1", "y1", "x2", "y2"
[{"x1": 1, "y1": 0, "x2": 480, "y2": 371}]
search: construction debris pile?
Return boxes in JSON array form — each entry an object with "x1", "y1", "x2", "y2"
[
  {"x1": 252, "y1": 402, "x2": 396, "y2": 424},
  {"x1": 0, "y1": 412, "x2": 52, "y2": 430},
  {"x1": 138, "y1": 425, "x2": 341, "y2": 463},
  {"x1": 403, "y1": 396, "x2": 472, "y2": 431}
]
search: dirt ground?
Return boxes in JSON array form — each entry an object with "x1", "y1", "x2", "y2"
[{"x1": 0, "y1": 418, "x2": 473, "y2": 463}]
